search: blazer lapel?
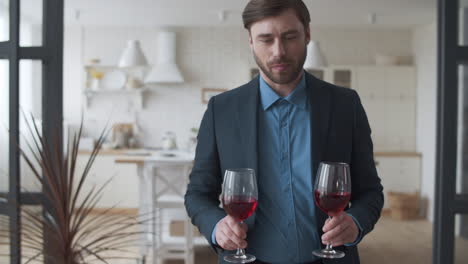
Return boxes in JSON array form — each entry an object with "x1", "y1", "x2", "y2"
[
  {"x1": 236, "y1": 76, "x2": 260, "y2": 176},
  {"x1": 306, "y1": 72, "x2": 331, "y2": 177},
  {"x1": 236, "y1": 76, "x2": 260, "y2": 228},
  {"x1": 306, "y1": 72, "x2": 332, "y2": 234}
]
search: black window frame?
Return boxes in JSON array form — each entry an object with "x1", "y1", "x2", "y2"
[
  {"x1": 0, "y1": 0, "x2": 64, "y2": 263},
  {"x1": 434, "y1": 0, "x2": 468, "y2": 263}
]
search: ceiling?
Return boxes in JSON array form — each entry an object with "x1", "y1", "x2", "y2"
[{"x1": 20, "y1": 0, "x2": 437, "y2": 28}]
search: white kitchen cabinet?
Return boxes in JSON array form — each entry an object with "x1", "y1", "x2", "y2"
[
  {"x1": 76, "y1": 154, "x2": 139, "y2": 208},
  {"x1": 306, "y1": 66, "x2": 356, "y2": 89},
  {"x1": 354, "y1": 66, "x2": 386, "y2": 98},
  {"x1": 305, "y1": 65, "x2": 417, "y2": 152},
  {"x1": 374, "y1": 154, "x2": 421, "y2": 208},
  {"x1": 355, "y1": 66, "x2": 416, "y2": 100},
  {"x1": 384, "y1": 66, "x2": 416, "y2": 99},
  {"x1": 306, "y1": 65, "x2": 416, "y2": 98},
  {"x1": 355, "y1": 66, "x2": 417, "y2": 152}
]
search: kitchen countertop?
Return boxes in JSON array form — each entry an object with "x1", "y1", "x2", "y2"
[
  {"x1": 78, "y1": 148, "x2": 153, "y2": 156},
  {"x1": 78, "y1": 148, "x2": 195, "y2": 164},
  {"x1": 79, "y1": 148, "x2": 422, "y2": 158}
]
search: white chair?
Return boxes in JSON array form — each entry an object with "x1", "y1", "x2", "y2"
[{"x1": 147, "y1": 159, "x2": 207, "y2": 264}]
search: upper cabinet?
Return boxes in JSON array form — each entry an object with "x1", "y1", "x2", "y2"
[
  {"x1": 355, "y1": 66, "x2": 416, "y2": 99},
  {"x1": 305, "y1": 66, "x2": 355, "y2": 89},
  {"x1": 305, "y1": 65, "x2": 415, "y2": 97},
  {"x1": 306, "y1": 65, "x2": 417, "y2": 152}
]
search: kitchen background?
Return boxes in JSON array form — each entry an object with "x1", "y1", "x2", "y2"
[
  {"x1": 3, "y1": 0, "x2": 463, "y2": 263},
  {"x1": 0, "y1": 0, "x2": 438, "y2": 218},
  {"x1": 63, "y1": 24, "x2": 437, "y2": 219}
]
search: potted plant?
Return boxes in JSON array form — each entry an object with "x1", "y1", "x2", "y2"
[{"x1": 0, "y1": 116, "x2": 150, "y2": 264}]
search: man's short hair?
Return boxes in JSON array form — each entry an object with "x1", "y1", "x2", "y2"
[{"x1": 242, "y1": 0, "x2": 311, "y2": 31}]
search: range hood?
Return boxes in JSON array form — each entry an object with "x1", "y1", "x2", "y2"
[{"x1": 145, "y1": 31, "x2": 184, "y2": 83}]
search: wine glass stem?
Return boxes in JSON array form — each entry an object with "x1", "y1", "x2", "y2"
[
  {"x1": 236, "y1": 248, "x2": 246, "y2": 256},
  {"x1": 236, "y1": 220, "x2": 247, "y2": 257},
  {"x1": 326, "y1": 216, "x2": 333, "y2": 250}
]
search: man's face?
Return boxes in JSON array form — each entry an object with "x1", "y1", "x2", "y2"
[{"x1": 249, "y1": 9, "x2": 310, "y2": 85}]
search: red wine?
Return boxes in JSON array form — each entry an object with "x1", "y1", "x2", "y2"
[
  {"x1": 222, "y1": 196, "x2": 258, "y2": 221},
  {"x1": 314, "y1": 190, "x2": 351, "y2": 216}
]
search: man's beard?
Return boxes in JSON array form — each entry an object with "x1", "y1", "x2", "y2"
[{"x1": 253, "y1": 46, "x2": 307, "y2": 85}]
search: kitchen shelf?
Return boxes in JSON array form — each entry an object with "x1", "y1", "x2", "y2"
[
  {"x1": 83, "y1": 88, "x2": 148, "y2": 109},
  {"x1": 84, "y1": 64, "x2": 149, "y2": 109}
]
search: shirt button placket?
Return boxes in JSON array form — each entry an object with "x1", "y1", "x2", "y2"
[
  {"x1": 280, "y1": 102, "x2": 288, "y2": 162},
  {"x1": 279, "y1": 101, "x2": 289, "y2": 194}
]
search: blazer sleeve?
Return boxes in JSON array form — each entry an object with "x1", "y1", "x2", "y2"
[
  {"x1": 184, "y1": 96, "x2": 226, "y2": 249},
  {"x1": 346, "y1": 91, "x2": 384, "y2": 238}
]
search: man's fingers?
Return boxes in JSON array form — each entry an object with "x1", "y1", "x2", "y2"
[
  {"x1": 217, "y1": 227, "x2": 245, "y2": 249},
  {"x1": 226, "y1": 216, "x2": 248, "y2": 239},
  {"x1": 223, "y1": 224, "x2": 247, "y2": 247},
  {"x1": 239, "y1": 221, "x2": 248, "y2": 233},
  {"x1": 321, "y1": 214, "x2": 359, "y2": 246},
  {"x1": 215, "y1": 217, "x2": 248, "y2": 250},
  {"x1": 231, "y1": 222, "x2": 248, "y2": 239},
  {"x1": 322, "y1": 220, "x2": 351, "y2": 242},
  {"x1": 217, "y1": 232, "x2": 238, "y2": 250},
  {"x1": 322, "y1": 223, "x2": 351, "y2": 244},
  {"x1": 322, "y1": 213, "x2": 345, "y2": 232},
  {"x1": 330, "y1": 227, "x2": 355, "y2": 247}
]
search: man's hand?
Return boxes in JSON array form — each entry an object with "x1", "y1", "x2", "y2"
[
  {"x1": 321, "y1": 212, "x2": 359, "y2": 247},
  {"x1": 215, "y1": 215, "x2": 248, "y2": 250}
]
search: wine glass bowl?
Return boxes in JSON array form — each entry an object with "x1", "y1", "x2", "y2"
[
  {"x1": 312, "y1": 162, "x2": 351, "y2": 259},
  {"x1": 221, "y1": 168, "x2": 258, "y2": 263},
  {"x1": 222, "y1": 195, "x2": 258, "y2": 221}
]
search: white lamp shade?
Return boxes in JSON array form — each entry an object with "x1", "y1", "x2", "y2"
[
  {"x1": 118, "y1": 40, "x2": 148, "y2": 67},
  {"x1": 304, "y1": 41, "x2": 327, "y2": 68}
]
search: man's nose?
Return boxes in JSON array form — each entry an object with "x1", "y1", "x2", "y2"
[{"x1": 272, "y1": 39, "x2": 286, "y2": 58}]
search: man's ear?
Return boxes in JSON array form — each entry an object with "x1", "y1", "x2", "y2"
[
  {"x1": 305, "y1": 25, "x2": 311, "y2": 45},
  {"x1": 248, "y1": 31, "x2": 254, "y2": 50}
]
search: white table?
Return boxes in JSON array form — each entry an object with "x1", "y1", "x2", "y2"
[{"x1": 116, "y1": 150, "x2": 206, "y2": 264}]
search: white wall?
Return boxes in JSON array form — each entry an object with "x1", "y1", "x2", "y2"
[
  {"x1": 63, "y1": 26, "x2": 414, "y2": 149},
  {"x1": 413, "y1": 22, "x2": 437, "y2": 222},
  {"x1": 0, "y1": 17, "x2": 43, "y2": 192},
  {"x1": 0, "y1": 8, "x2": 8, "y2": 192},
  {"x1": 0, "y1": 59, "x2": 8, "y2": 193}
]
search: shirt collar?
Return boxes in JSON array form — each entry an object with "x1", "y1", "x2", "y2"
[{"x1": 259, "y1": 72, "x2": 307, "y2": 111}]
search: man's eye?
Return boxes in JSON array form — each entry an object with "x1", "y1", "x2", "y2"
[
  {"x1": 260, "y1": 39, "x2": 273, "y2": 43},
  {"x1": 285, "y1": 35, "x2": 297, "y2": 40}
]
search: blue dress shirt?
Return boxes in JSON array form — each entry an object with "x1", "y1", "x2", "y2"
[
  {"x1": 247, "y1": 73, "x2": 320, "y2": 263},
  {"x1": 212, "y1": 72, "x2": 363, "y2": 263}
]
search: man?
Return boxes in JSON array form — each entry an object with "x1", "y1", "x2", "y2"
[{"x1": 184, "y1": 0, "x2": 384, "y2": 263}]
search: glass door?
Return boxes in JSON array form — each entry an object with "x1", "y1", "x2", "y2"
[{"x1": 0, "y1": 0, "x2": 64, "y2": 263}]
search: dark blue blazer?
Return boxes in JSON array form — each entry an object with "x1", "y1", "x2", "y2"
[{"x1": 184, "y1": 72, "x2": 384, "y2": 264}]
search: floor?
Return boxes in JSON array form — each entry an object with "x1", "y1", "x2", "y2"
[
  {"x1": 1, "y1": 215, "x2": 467, "y2": 264},
  {"x1": 164, "y1": 216, "x2": 468, "y2": 264}
]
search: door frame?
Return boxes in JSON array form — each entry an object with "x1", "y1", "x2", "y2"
[
  {"x1": 434, "y1": 0, "x2": 468, "y2": 263},
  {"x1": 0, "y1": 1, "x2": 64, "y2": 263}
]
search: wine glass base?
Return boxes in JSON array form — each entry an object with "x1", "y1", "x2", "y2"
[
  {"x1": 224, "y1": 253, "x2": 256, "y2": 263},
  {"x1": 312, "y1": 248, "x2": 345, "y2": 259}
]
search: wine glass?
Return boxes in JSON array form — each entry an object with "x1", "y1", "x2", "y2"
[
  {"x1": 221, "y1": 168, "x2": 258, "y2": 263},
  {"x1": 312, "y1": 162, "x2": 351, "y2": 259}
]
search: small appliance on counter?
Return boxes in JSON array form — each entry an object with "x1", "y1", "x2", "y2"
[
  {"x1": 112, "y1": 123, "x2": 137, "y2": 149},
  {"x1": 161, "y1": 131, "x2": 177, "y2": 150}
]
